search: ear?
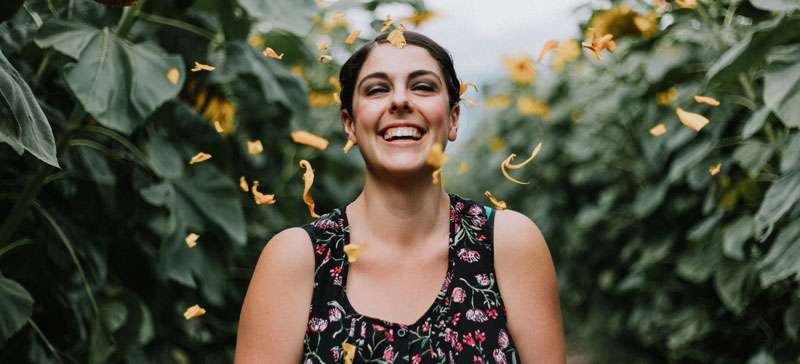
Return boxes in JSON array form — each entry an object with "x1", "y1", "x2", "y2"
[
  {"x1": 341, "y1": 109, "x2": 358, "y2": 144},
  {"x1": 447, "y1": 103, "x2": 461, "y2": 142}
]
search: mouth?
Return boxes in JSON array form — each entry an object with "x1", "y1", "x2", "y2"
[{"x1": 380, "y1": 126, "x2": 427, "y2": 146}]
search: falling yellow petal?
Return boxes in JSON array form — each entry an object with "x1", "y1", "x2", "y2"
[
  {"x1": 380, "y1": 15, "x2": 393, "y2": 32},
  {"x1": 709, "y1": 163, "x2": 721, "y2": 176},
  {"x1": 185, "y1": 233, "x2": 199, "y2": 248},
  {"x1": 345, "y1": 30, "x2": 361, "y2": 45},
  {"x1": 183, "y1": 304, "x2": 206, "y2": 320},
  {"x1": 319, "y1": 54, "x2": 333, "y2": 63},
  {"x1": 342, "y1": 340, "x2": 356, "y2": 364},
  {"x1": 501, "y1": 154, "x2": 530, "y2": 185},
  {"x1": 484, "y1": 191, "x2": 507, "y2": 210},
  {"x1": 343, "y1": 243, "x2": 368, "y2": 263},
  {"x1": 457, "y1": 161, "x2": 469, "y2": 175},
  {"x1": 656, "y1": 87, "x2": 678, "y2": 106},
  {"x1": 537, "y1": 40, "x2": 559, "y2": 63},
  {"x1": 262, "y1": 47, "x2": 284, "y2": 60},
  {"x1": 291, "y1": 130, "x2": 330, "y2": 151},
  {"x1": 505, "y1": 142, "x2": 542, "y2": 170},
  {"x1": 649, "y1": 123, "x2": 667, "y2": 136},
  {"x1": 582, "y1": 30, "x2": 616, "y2": 61},
  {"x1": 459, "y1": 81, "x2": 478, "y2": 96},
  {"x1": 387, "y1": 24, "x2": 406, "y2": 48},
  {"x1": 191, "y1": 61, "x2": 215, "y2": 72},
  {"x1": 251, "y1": 180, "x2": 276, "y2": 205},
  {"x1": 694, "y1": 95, "x2": 720, "y2": 106},
  {"x1": 189, "y1": 152, "x2": 211, "y2": 165},
  {"x1": 426, "y1": 142, "x2": 448, "y2": 169},
  {"x1": 675, "y1": 0, "x2": 698, "y2": 8},
  {"x1": 676, "y1": 107, "x2": 709, "y2": 132},
  {"x1": 401, "y1": 11, "x2": 438, "y2": 27},
  {"x1": 343, "y1": 139, "x2": 355, "y2": 154},
  {"x1": 247, "y1": 139, "x2": 264, "y2": 155},
  {"x1": 240, "y1": 176, "x2": 249, "y2": 192},
  {"x1": 432, "y1": 168, "x2": 442, "y2": 185},
  {"x1": 299, "y1": 160, "x2": 320, "y2": 218},
  {"x1": 214, "y1": 121, "x2": 224, "y2": 133},
  {"x1": 166, "y1": 68, "x2": 180, "y2": 85},
  {"x1": 318, "y1": 41, "x2": 329, "y2": 51}
]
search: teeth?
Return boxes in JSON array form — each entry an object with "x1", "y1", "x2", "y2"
[{"x1": 383, "y1": 127, "x2": 423, "y2": 141}]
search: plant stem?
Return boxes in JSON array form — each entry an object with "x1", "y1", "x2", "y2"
[
  {"x1": 28, "y1": 318, "x2": 65, "y2": 364},
  {"x1": 137, "y1": 12, "x2": 215, "y2": 40}
]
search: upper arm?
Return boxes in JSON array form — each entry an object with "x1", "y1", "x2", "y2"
[
  {"x1": 494, "y1": 209, "x2": 565, "y2": 364},
  {"x1": 235, "y1": 227, "x2": 315, "y2": 364}
]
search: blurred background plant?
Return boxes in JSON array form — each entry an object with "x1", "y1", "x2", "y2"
[{"x1": 1, "y1": 0, "x2": 799, "y2": 363}]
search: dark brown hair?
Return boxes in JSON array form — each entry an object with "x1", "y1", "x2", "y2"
[{"x1": 338, "y1": 30, "x2": 461, "y2": 119}]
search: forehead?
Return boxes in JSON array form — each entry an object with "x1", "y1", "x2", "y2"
[{"x1": 358, "y1": 44, "x2": 442, "y2": 81}]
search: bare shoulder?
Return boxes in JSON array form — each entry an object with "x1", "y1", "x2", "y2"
[
  {"x1": 235, "y1": 227, "x2": 315, "y2": 363},
  {"x1": 492, "y1": 209, "x2": 566, "y2": 363}
]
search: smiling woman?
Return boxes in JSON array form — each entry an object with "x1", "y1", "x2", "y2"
[{"x1": 235, "y1": 31, "x2": 565, "y2": 364}]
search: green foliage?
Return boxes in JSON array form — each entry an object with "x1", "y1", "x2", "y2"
[
  {"x1": 0, "y1": 0, "x2": 428, "y2": 362},
  {"x1": 452, "y1": 1, "x2": 800, "y2": 362}
]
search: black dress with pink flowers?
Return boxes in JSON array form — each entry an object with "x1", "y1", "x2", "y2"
[{"x1": 300, "y1": 192, "x2": 520, "y2": 364}]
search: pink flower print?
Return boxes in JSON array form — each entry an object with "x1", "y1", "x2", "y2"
[
  {"x1": 304, "y1": 359, "x2": 313, "y2": 364},
  {"x1": 458, "y1": 248, "x2": 481, "y2": 263},
  {"x1": 450, "y1": 312, "x2": 461, "y2": 326},
  {"x1": 308, "y1": 317, "x2": 328, "y2": 332},
  {"x1": 466, "y1": 308, "x2": 488, "y2": 323},
  {"x1": 456, "y1": 201, "x2": 464, "y2": 211},
  {"x1": 383, "y1": 345, "x2": 396, "y2": 363},
  {"x1": 331, "y1": 346, "x2": 341, "y2": 361},
  {"x1": 474, "y1": 329, "x2": 486, "y2": 343},
  {"x1": 454, "y1": 342, "x2": 464, "y2": 352},
  {"x1": 412, "y1": 353, "x2": 423, "y2": 364},
  {"x1": 475, "y1": 232, "x2": 486, "y2": 241},
  {"x1": 452, "y1": 287, "x2": 466, "y2": 303},
  {"x1": 315, "y1": 244, "x2": 325, "y2": 254},
  {"x1": 493, "y1": 348, "x2": 508, "y2": 364},
  {"x1": 329, "y1": 308, "x2": 342, "y2": 322},
  {"x1": 372, "y1": 323, "x2": 385, "y2": 331},
  {"x1": 330, "y1": 266, "x2": 342, "y2": 285},
  {"x1": 385, "y1": 328, "x2": 394, "y2": 342},
  {"x1": 462, "y1": 332, "x2": 476, "y2": 347},
  {"x1": 498, "y1": 329, "x2": 509, "y2": 349},
  {"x1": 360, "y1": 321, "x2": 366, "y2": 338},
  {"x1": 475, "y1": 273, "x2": 490, "y2": 286},
  {"x1": 422, "y1": 321, "x2": 431, "y2": 333},
  {"x1": 316, "y1": 218, "x2": 335, "y2": 230},
  {"x1": 440, "y1": 272, "x2": 452, "y2": 291},
  {"x1": 437, "y1": 348, "x2": 445, "y2": 359},
  {"x1": 485, "y1": 308, "x2": 498, "y2": 319},
  {"x1": 323, "y1": 249, "x2": 332, "y2": 264},
  {"x1": 472, "y1": 355, "x2": 485, "y2": 364},
  {"x1": 468, "y1": 204, "x2": 482, "y2": 216}
]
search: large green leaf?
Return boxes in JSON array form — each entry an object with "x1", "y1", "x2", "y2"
[
  {"x1": 781, "y1": 132, "x2": 800, "y2": 173},
  {"x1": 754, "y1": 168, "x2": 800, "y2": 241},
  {"x1": 763, "y1": 46, "x2": 800, "y2": 128},
  {"x1": 34, "y1": 19, "x2": 98, "y2": 60},
  {"x1": 668, "y1": 139, "x2": 713, "y2": 183},
  {"x1": 750, "y1": 0, "x2": 800, "y2": 12},
  {"x1": 0, "y1": 49, "x2": 58, "y2": 167},
  {"x1": 714, "y1": 260, "x2": 757, "y2": 315},
  {"x1": 0, "y1": 276, "x2": 34, "y2": 347},
  {"x1": 238, "y1": 0, "x2": 316, "y2": 35},
  {"x1": 758, "y1": 219, "x2": 800, "y2": 287},
  {"x1": 722, "y1": 215, "x2": 754, "y2": 261},
  {"x1": 733, "y1": 141, "x2": 775, "y2": 178}
]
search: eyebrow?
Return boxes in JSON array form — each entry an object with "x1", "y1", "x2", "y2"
[{"x1": 356, "y1": 70, "x2": 442, "y2": 89}]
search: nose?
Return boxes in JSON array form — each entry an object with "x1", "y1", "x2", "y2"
[{"x1": 389, "y1": 87, "x2": 412, "y2": 114}]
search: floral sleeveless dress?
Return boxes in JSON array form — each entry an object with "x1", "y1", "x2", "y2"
[{"x1": 300, "y1": 192, "x2": 520, "y2": 363}]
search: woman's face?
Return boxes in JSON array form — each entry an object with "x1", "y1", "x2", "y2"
[{"x1": 342, "y1": 43, "x2": 460, "y2": 178}]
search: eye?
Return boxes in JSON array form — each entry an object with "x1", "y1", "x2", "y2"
[
  {"x1": 414, "y1": 83, "x2": 435, "y2": 91},
  {"x1": 366, "y1": 86, "x2": 388, "y2": 95}
]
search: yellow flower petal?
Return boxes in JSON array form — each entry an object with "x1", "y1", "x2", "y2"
[
  {"x1": 247, "y1": 139, "x2": 263, "y2": 155},
  {"x1": 457, "y1": 161, "x2": 469, "y2": 175},
  {"x1": 343, "y1": 243, "x2": 368, "y2": 263},
  {"x1": 262, "y1": 47, "x2": 284, "y2": 60},
  {"x1": 676, "y1": 107, "x2": 709, "y2": 132},
  {"x1": 239, "y1": 176, "x2": 249, "y2": 192},
  {"x1": 189, "y1": 152, "x2": 211, "y2": 165},
  {"x1": 214, "y1": 120, "x2": 224, "y2": 133},
  {"x1": 183, "y1": 304, "x2": 206, "y2": 320},
  {"x1": 656, "y1": 87, "x2": 678, "y2": 106},
  {"x1": 537, "y1": 40, "x2": 559, "y2": 63},
  {"x1": 432, "y1": 168, "x2": 442, "y2": 185},
  {"x1": 166, "y1": 68, "x2": 180, "y2": 85},
  {"x1": 459, "y1": 81, "x2": 478, "y2": 96},
  {"x1": 299, "y1": 160, "x2": 320, "y2": 218},
  {"x1": 694, "y1": 95, "x2": 720, "y2": 106},
  {"x1": 426, "y1": 142, "x2": 448, "y2": 169},
  {"x1": 649, "y1": 123, "x2": 667, "y2": 136},
  {"x1": 345, "y1": 30, "x2": 361, "y2": 45},
  {"x1": 500, "y1": 154, "x2": 529, "y2": 185},
  {"x1": 380, "y1": 15, "x2": 393, "y2": 32},
  {"x1": 709, "y1": 163, "x2": 721, "y2": 176},
  {"x1": 319, "y1": 54, "x2": 333, "y2": 63},
  {"x1": 484, "y1": 95, "x2": 511, "y2": 110},
  {"x1": 582, "y1": 30, "x2": 616, "y2": 61},
  {"x1": 291, "y1": 130, "x2": 330, "y2": 151},
  {"x1": 342, "y1": 340, "x2": 356, "y2": 364},
  {"x1": 484, "y1": 191, "x2": 507, "y2": 210},
  {"x1": 191, "y1": 61, "x2": 215, "y2": 72},
  {"x1": 318, "y1": 41, "x2": 329, "y2": 51},
  {"x1": 675, "y1": 0, "x2": 698, "y2": 9},
  {"x1": 387, "y1": 24, "x2": 406, "y2": 48},
  {"x1": 185, "y1": 233, "x2": 199, "y2": 248},
  {"x1": 251, "y1": 180, "x2": 276, "y2": 205},
  {"x1": 401, "y1": 11, "x2": 438, "y2": 27},
  {"x1": 343, "y1": 139, "x2": 355, "y2": 154},
  {"x1": 505, "y1": 142, "x2": 542, "y2": 170},
  {"x1": 503, "y1": 56, "x2": 536, "y2": 85}
]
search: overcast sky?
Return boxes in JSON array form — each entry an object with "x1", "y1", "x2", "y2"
[{"x1": 344, "y1": 0, "x2": 590, "y2": 154}]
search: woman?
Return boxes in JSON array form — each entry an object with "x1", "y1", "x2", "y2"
[{"x1": 235, "y1": 30, "x2": 565, "y2": 363}]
